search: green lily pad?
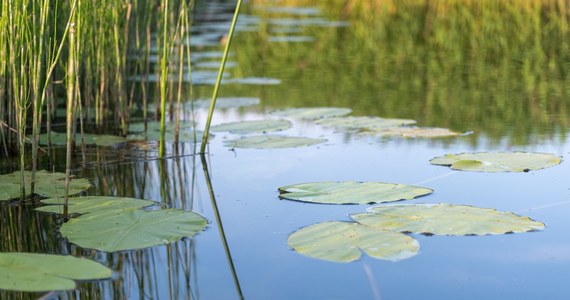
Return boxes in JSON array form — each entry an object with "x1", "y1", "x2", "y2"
[
  {"x1": 351, "y1": 203, "x2": 545, "y2": 236},
  {"x1": 224, "y1": 135, "x2": 326, "y2": 149},
  {"x1": 211, "y1": 119, "x2": 292, "y2": 134},
  {"x1": 36, "y1": 131, "x2": 127, "y2": 147},
  {"x1": 0, "y1": 253, "x2": 111, "y2": 292},
  {"x1": 360, "y1": 126, "x2": 460, "y2": 138},
  {"x1": 231, "y1": 77, "x2": 281, "y2": 85},
  {"x1": 60, "y1": 208, "x2": 207, "y2": 252},
  {"x1": 316, "y1": 116, "x2": 416, "y2": 130},
  {"x1": 278, "y1": 181, "x2": 433, "y2": 205},
  {"x1": 0, "y1": 171, "x2": 90, "y2": 201},
  {"x1": 430, "y1": 152, "x2": 562, "y2": 172},
  {"x1": 128, "y1": 121, "x2": 195, "y2": 133},
  {"x1": 192, "y1": 97, "x2": 261, "y2": 109},
  {"x1": 288, "y1": 221, "x2": 419, "y2": 263},
  {"x1": 36, "y1": 196, "x2": 156, "y2": 216},
  {"x1": 127, "y1": 130, "x2": 206, "y2": 143},
  {"x1": 271, "y1": 107, "x2": 352, "y2": 120}
]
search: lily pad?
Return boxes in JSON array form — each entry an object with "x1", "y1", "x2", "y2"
[
  {"x1": 128, "y1": 121, "x2": 195, "y2": 133},
  {"x1": 36, "y1": 131, "x2": 127, "y2": 147},
  {"x1": 192, "y1": 97, "x2": 261, "y2": 109},
  {"x1": 231, "y1": 77, "x2": 282, "y2": 85},
  {"x1": 36, "y1": 196, "x2": 156, "y2": 216},
  {"x1": 272, "y1": 107, "x2": 352, "y2": 120},
  {"x1": 60, "y1": 208, "x2": 207, "y2": 252},
  {"x1": 211, "y1": 119, "x2": 292, "y2": 134},
  {"x1": 0, "y1": 253, "x2": 111, "y2": 292},
  {"x1": 126, "y1": 121, "x2": 207, "y2": 143},
  {"x1": 360, "y1": 126, "x2": 460, "y2": 138},
  {"x1": 316, "y1": 116, "x2": 416, "y2": 130},
  {"x1": 268, "y1": 36, "x2": 315, "y2": 43},
  {"x1": 0, "y1": 171, "x2": 90, "y2": 201},
  {"x1": 224, "y1": 135, "x2": 326, "y2": 149},
  {"x1": 351, "y1": 203, "x2": 545, "y2": 236},
  {"x1": 278, "y1": 181, "x2": 433, "y2": 205},
  {"x1": 429, "y1": 152, "x2": 562, "y2": 172},
  {"x1": 288, "y1": 221, "x2": 419, "y2": 263},
  {"x1": 194, "y1": 61, "x2": 238, "y2": 69}
]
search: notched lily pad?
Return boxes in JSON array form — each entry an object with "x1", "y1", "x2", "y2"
[
  {"x1": 0, "y1": 253, "x2": 111, "y2": 292},
  {"x1": 316, "y1": 116, "x2": 416, "y2": 130},
  {"x1": 351, "y1": 203, "x2": 545, "y2": 236},
  {"x1": 360, "y1": 126, "x2": 461, "y2": 138},
  {"x1": 36, "y1": 131, "x2": 127, "y2": 147},
  {"x1": 430, "y1": 152, "x2": 562, "y2": 172},
  {"x1": 211, "y1": 119, "x2": 292, "y2": 134},
  {"x1": 278, "y1": 181, "x2": 433, "y2": 205},
  {"x1": 272, "y1": 107, "x2": 352, "y2": 120},
  {"x1": 288, "y1": 221, "x2": 419, "y2": 263},
  {"x1": 60, "y1": 208, "x2": 208, "y2": 252},
  {"x1": 224, "y1": 135, "x2": 326, "y2": 149},
  {"x1": 0, "y1": 170, "x2": 90, "y2": 201}
]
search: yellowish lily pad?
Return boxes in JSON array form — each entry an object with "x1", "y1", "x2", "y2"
[
  {"x1": 288, "y1": 221, "x2": 419, "y2": 263},
  {"x1": 351, "y1": 203, "x2": 545, "y2": 235},
  {"x1": 430, "y1": 152, "x2": 562, "y2": 172}
]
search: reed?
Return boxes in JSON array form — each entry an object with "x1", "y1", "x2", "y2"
[{"x1": 200, "y1": 0, "x2": 244, "y2": 154}]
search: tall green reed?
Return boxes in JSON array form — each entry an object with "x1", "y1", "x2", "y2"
[{"x1": 200, "y1": 0, "x2": 243, "y2": 154}]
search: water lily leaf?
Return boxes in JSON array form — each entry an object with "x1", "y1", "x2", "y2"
[
  {"x1": 316, "y1": 116, "x2": 416, "y2": 130},
  {"x1": 60, "y1": 209, "x2": 207, "y2": 252},
  {"x1": 192, "y1": 97, "x2": 260, "y2": 109},
  {"x1": 278, "y1": 181, "x2": 433, "y2": 205},
  {"x1": 0, "y1": 171, "x2": 90, "y2": 200},
  {"x1": 36, "y1": 131, "x2": 127, "y2": 147},
  {"x1": 0, "y1": 253, "x2": 111, "y2": 292},
  {"x1": 128, "y1": 121, "x2": 195, "y2": 133},
  {"x1": 360, "y1": 126, "x2": 460, "y2": 138},
  {"x1": 430, "y1": 152, "x2": 562, "y2": 172},
  {"x1": 36, "y1": 196, "x2": 156, "y2": 216},
  {"x1": 271, "y1": 107, "x2": 352, "y2": 120},
  {"x1": 268, "y1": 36, "x2": 315, "y2": 43},
  {"x1": 211, "y1": 119, "x2": 292, "y2": 134},
  {"x1": 224, "y1": 135, "x2": 326, "y2": 149},
  {"x1": 351, "y1": 203, "x2": 545, "y2": 236},
  {"x1": 231, "y1": 77, "x2": 282, "y2": 85},
  {"x1": 288, "y1": 221, "x2": 419, "y2": 263},
  {"x1": 127, "y1": 121, "x2": 207, "y2": 143}
]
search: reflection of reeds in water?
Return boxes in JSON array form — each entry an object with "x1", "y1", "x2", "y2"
[{"x1": 240, "y1": 0, "x2": 570, "y2": 146}]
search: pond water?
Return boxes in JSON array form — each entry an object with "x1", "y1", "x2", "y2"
[{"x1": 3, "y1": 0, "x2": 570, "y2": 299}]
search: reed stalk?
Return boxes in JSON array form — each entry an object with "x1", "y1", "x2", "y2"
[
  {"x1": 159, "y1": 0, "x2": 170, "y2": 158},
  {"x1": 200, "y1": 0, "x2": 243, "y2": 154},
  {"x1": 64, "y1": 3, "x2": 78, "y2": 218}
]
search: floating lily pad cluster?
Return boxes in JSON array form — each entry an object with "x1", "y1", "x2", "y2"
[
  {"x1": 0, "y1": 170, "x2": 90, "y2": 201},
  {"x1": 270, "y1": 106, "x2": 463, "y2": 139},
  {"x1": 35, "y1": 196, "x2": 208, "y2": 252},
  {"x1": 280, "y1": 156, "x2": 555, "y2": 263}
]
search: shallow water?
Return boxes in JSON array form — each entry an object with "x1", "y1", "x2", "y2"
[{"x1": 3, "y1": 0, "x2": 570, "y2": 299}]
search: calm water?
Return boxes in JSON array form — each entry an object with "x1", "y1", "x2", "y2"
[{"x1": 3, "y1": 0, "x2": 570, "y2": 299}]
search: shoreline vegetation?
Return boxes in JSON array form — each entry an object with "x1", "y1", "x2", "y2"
[{"x1": 1, "y1": 0, "x2": 570, "y2": 189}]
